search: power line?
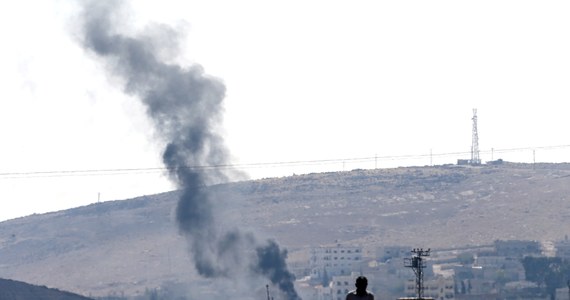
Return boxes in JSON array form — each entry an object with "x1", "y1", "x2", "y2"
[
  {"x1": 1, "y1": 144, "x2": 570, "y2": 179},
  {"x1": 0, "y1": 167, "x2": 167, "y2": 179}
]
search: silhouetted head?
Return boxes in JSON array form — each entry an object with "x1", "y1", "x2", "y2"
[{"x1": 355, "y1": 276, "x2": 368, "y2": 290}]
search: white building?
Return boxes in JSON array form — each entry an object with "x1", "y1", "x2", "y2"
[
  {"x1": 310, "y1": 244, "x2": 363, "y2": 282},
  {"x1": 494, "y1": 240, "x2": 541, "y2": 257},
  {"x1": 331, "y1": 274, "x2": 357, "y2": 300},
  {"x1": 556, "y1": 286, "x2": 570, "y2": 300},
  {"x1": 404, "y1": 276, "x2": 455, "y2": 300},
  {"x1": 376, "y1": 245, "x2": 410, "y2": 262},
  {"x1": 555, "y1": 237, "x2": 570, "y2": 259},
  {"x1": 474, "y1": 256, "x2": 525, "y2": 282}
]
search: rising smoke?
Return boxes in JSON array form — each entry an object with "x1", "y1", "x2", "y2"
[{"x1": 77, "y1": 1, "x2": 300, "y2": 299}]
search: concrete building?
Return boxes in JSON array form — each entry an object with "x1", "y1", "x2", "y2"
[
  {"x1": 474, "y1": 256, "x2": 525, "y2": 282},
  {"x1": 555, "y1": 286, "x2": 570, "y2": 300},
  {"x1": 554, "y1": 237, "x2": 570, "y2": 259},
  {"x1": 312, "y1": 284, "x2": 333, "y2": 300},
  {"x1": 331, "y1": 274, "x2": 357, "y2": 300},
  {"x1": 310, "y1": 244, "x2": 363, "y2": 282},
  {"x1": 494, "y1": 240, "x2": 541, "y2": 258},
  {"x1": 403, "y1": 276, "x2": 455, "y2": 300},
  {"x1": 376, "y1": 245, "x2": 410, "y2": 262}
]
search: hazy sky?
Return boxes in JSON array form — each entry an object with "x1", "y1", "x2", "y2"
[{"x1": 0, "y1": 0, "x2": 569, "y2": 221}]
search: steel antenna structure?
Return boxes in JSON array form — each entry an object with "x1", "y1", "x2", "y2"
[
  {"x1": 567, "y1": 280, "x2": 570, "y2": 300},
  {"x1": 265, "y1": 284, "x2": 273, "y2": 300},
  {"x1": 470, "y1": 108, "x2": 481, "y2": 165},
  {"x1": 404, "y1": 248, "x2": 431, "y2": 299}
]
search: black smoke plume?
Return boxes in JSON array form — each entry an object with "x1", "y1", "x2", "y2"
[
  {"x1": 254, "y1": 240, "x2": 299, "y2": 300},
  {"x1": 77, "y1": 1, "x2": 300, "y2": 299}
]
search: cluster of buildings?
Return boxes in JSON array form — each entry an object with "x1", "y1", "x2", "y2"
[{"x1": 294, "y1": 239, "x2": 570, "y2": 300}]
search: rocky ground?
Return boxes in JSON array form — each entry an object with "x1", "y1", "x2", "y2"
[
  {"x1": 1, "y1": 162, "x2": 570, "y2": 297},
  {"x1": 0, "y1": 278, "x2": 93, "y2": 300}
]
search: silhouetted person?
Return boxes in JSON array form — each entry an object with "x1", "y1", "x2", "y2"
[{"x1": 346, "y1": 276, "x2": 374, "y2": 300}]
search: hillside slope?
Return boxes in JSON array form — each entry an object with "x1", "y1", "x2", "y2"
[
  {"x1": 1, "y1": 163, "x2": 570, "y2": 297},
  {"x1": 0, "y1": 278, "x2": 93, "y2": 300}
]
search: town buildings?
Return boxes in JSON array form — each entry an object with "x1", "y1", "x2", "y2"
[
  {"x1": 309, "y1": 244, "x2": 363, "y2": 283},
  {"x1": 302, "y1": 239, "x2": 570, "y2": 300}
]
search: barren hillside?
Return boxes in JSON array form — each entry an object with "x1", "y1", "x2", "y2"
[
  {"x1": 1, "y1": 162, "x2": 570, "y2": 297},
  {"x1": 0, "y1": 278, "x2": 93, "y2": 300}
]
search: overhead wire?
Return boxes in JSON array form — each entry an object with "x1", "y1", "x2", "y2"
[{"x1": 1, "y1": 144, "x2": 569, "y2": 179}]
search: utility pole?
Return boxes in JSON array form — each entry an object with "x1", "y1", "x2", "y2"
[
  {"x1": 404, "y1": 248, "x2": 431, "y2": 299},
  {"x1": 375, "y1": 154, "x2": 378, "y2": 169}
]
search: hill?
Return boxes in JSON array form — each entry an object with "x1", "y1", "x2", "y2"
[
  {"x1": 1, "y1": 162, "x2": 570, "y2": 297},
  {"x1": 0, "y1": 277, "x2": 93, "y2": 300}
]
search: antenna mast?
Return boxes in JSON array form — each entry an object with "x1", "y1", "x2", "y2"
[
  {"x1": 470, "y1": 108, "x2": 481, "y2": 165},
  {"x1": 567, "y1": 280, "x2": 570, "y2": 300},
  {"x1": 404, "y1": 248, "x2": 431, "y2": 299},
  {"x1": 266, "y1": 284, "x2": 273, "y2": 300}
]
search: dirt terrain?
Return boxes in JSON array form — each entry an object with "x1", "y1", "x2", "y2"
[
  {"x1": 0, "y1": 278, "x2": 93, "y2": 300},
  {"x1": 1, "y1": 162, "x2": 569, "y2": 297}
]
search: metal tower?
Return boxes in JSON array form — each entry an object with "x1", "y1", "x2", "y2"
[
  {"x1": 470, "y1": 108, "x2": 481, "y2": 165},
  {"x1": 404, "y1": 248, "x2": 431, "y2": 299},
  {"x1": 266, "y1": 284, "x2": 274, "y2": 300}
]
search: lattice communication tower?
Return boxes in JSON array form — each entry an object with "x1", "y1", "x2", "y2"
[{"x1": 470, "y1": 108, "x2": 481, "y2": 165}]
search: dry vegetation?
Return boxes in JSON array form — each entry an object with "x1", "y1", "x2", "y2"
[
  {"x1": 0, "y1": 278, "x2": 93, "y2": 300},
  {"x1": 1, "y1": 162, "x2": 570, "y2": 297}
]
